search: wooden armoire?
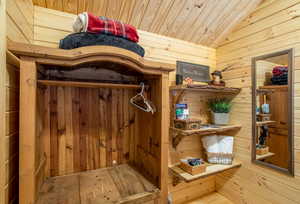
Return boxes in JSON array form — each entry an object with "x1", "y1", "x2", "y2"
[{"x1": 9, "y1": 41, "x2": 174, "y2": 204}]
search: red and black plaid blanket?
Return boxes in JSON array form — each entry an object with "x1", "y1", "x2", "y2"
[{"x1": 84, "y1": 13, "x2": 139, "y2": 43}]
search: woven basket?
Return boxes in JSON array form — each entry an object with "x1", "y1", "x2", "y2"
[{"x1": 206, "y1": 152, "x2": 234, "y2": 165}]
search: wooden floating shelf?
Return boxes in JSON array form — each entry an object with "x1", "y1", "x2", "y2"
[
  {"x1": 38, "y1": 80, "x2": 145, "y2": 89},
  {"x1": 256, "y1": 89, "x2": 274, "y2": 94},
  {"x1": 259, "y1": 85, "x2": 288, "y2": 90},
  {"x1": 170, "y1": 85, "x2": 241, "y2": 94},
  {"x1": 256, "y1": 121, "x2": 276, "y2": 127},
  {"x1": 256, "y1": 152, "x2": 275, "y2": 160},
  {"x1": 170, "y1": 161, "x2": 242, "y2": 183},
  {"x1": 170, "y1": 125, "x2": 242, "y2": 148}
]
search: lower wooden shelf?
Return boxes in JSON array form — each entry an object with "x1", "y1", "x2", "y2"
[
  {"x1": 36, "y1": 164, "x2": 159, "y2": 204},
  {"x1": 256, "y1": 121, "x2": 276, "y2": 127},
  {"x1": 170, "y1": 125, "x2": 241, "y2": 148},
  {"x1": 170, "y1": 161, "x2": 242, "y2": 184},
  {"x1": 256, "y1": 152, "x2": 275, "y2": 160}
]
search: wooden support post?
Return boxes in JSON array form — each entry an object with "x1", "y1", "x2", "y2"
[
  {"x1": 160, "y1": 73, "x2": 169, "y2": 203},
  {"x1": 19, "y1": 58, "x2": 37, "y2": 204}
]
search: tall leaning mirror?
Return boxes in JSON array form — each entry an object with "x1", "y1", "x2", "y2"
[{"x1": 252, "y1": 49, "x2": 294, "y2": 176}]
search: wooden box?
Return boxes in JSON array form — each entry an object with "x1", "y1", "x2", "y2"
[
  {"x1": 174, "y1": 119, "x2": 201, "y2": 130},
  {"x1": 256, "y1": 146, "x2": 269, "y2": 155},
  {"x1": 179, "y1": 159, "x2": 207, "y2": 175},
  {"x1": 257, "y1": 114, "x2": 271, "y2": 121}
]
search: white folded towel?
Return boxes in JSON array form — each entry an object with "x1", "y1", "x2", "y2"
[
  {"x1": 218, "y1": 136, "x2": 234, "y2": 163},
  {"x1": 218, "y1": 136, "x2": 234, "y2": 154},
  {"x1": 202, "y1": 135, "x2": 219, "y2": 163}
]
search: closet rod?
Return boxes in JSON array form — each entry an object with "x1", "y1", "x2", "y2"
[{"x1": 38, "y1": 80, "x2": 148, "y2": 89}]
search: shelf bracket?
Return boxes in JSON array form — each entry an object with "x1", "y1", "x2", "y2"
[
  {"x1": 169, "y1": 168, "x2": 184, "y2": 186},
  {"x1": 172, "y1": 174, "x2": 183, "y2": 186},
  {"x1": 172, "y1": 132, "x2": 185, "y2": 149}
]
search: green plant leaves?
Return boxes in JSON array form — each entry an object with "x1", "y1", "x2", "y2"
[{"x1": 208, "y1": 98, "x2": 232, "y2": 113}]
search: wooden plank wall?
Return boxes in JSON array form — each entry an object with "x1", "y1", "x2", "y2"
[
  {"x1": 2, "y1": 57, "x2": 20, "y2": 204},
  {"x1": 4, "y1": 0, "x2": 33, "y2": 204},
  {"x1": 7, "y1": 0, "x2": 34, "y2": 43},
  {"x1": 33, "y1": 6, "x2": 216, "y2": 85},
  {"x1": 256, "y1": 60, "x2": 279, "y2": 87},
  {"x1": 39, "y1": 86, "x2": 137, "y2": 177},
  {"x1": 134, "y1": 79, "x2": 161, "y2": 186},
  {"x1": 0, "y1": 1, "x2": 7, "y2": 204},
  {"x1": 216, "y1": 0, "x2": 300, "y2": 203}
]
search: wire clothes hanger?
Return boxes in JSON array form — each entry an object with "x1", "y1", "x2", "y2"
[{"x1": 130, "y1": 82, "x2": 156, "y2": 114}]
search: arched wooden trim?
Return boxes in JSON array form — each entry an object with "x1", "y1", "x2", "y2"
[{"x1": 8, "y1": 41, "x2": 175, "y2": 74}]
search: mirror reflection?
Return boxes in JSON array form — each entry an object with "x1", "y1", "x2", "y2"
[{"x1": 253, "y1": 50, "x2": 293, "y2": 175}]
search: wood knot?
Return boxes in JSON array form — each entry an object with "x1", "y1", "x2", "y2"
[
  {"x1": 26, "y1": 79, "x2": 36, "y2": 86},
  {"x1": 66, "y1": 145, "x2": 73, "y2": 150},
  {"x1": 58, "y1": 128, "x2": 66, "y2": 136},
  {"x1": 194, "y1": 3, "x2": 203, "y2": 8}
]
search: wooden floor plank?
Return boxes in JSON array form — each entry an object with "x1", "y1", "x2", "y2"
[
  {"x1": 79, "y1": 167, "x2": 121, "y2": 203},
  {"x1": 187, "y1": 192, "x2": 233, "y2": 204},
  {"x1": 36, "y1": 164, "x2": 159, "y2": 204},
  {"x1": 36, "y1": 174, "x2": 80, "y2": 204}
]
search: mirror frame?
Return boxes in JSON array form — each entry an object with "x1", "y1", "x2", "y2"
[{"x1": 251, "y1": 49, "x2": 294, "y2": 176}]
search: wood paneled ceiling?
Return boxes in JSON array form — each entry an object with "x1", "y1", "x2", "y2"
[{"x1": 33, "y1": 0, "x2": 262, "y2": 47}]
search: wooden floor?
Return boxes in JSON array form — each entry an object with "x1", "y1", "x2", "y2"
[
  {"x1": 36, "y1": 164, "x2": 159, "y2": 204},
  {"x1": 186, "y1": 192, "x2": 233, "y2": 204}
]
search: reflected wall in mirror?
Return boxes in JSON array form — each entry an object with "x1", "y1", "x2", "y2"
[{"x1": 252, "y1": 49, "x2": 294, "y2": 176}]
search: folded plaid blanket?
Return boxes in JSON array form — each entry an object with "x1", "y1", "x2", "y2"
[
  {"x1": 73, "y1": 12, "x2": 139, "y2": 43},
  {"x1": 272, "y1": 66, "x2": 288, "y2": 76}
]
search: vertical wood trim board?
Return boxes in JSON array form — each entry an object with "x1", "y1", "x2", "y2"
[
  {"x1": 216, "y1": 0, "x2": 300, "y2": 203},
  {"x1": 160, "y1": 73, "x2": 169, "y2": 202},
  {"x1": 19, "y1": 59, "x2": 37, "y2": 204}
]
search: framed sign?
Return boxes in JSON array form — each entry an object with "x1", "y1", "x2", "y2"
[{"x1": 176, "y1": 61, "x2": 210, "y2": 83}]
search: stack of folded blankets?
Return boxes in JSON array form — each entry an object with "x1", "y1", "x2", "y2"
[
  {"x1": 271, "y1": 65, "x2": 288, "y2": 85},
  {"x1": 59, "y1": 12, "x2": 145, "y2": 57}
]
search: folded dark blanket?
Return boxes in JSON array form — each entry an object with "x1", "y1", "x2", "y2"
[
  {"x1": 271, "y1": 73, "x2": 288, "y2": 85},
  {"x1": 59, "y1": 32, "x2": 145, "y2": 57},
  {"x1": 271, "y1": 81, "x2": 287, "y2": 85}
]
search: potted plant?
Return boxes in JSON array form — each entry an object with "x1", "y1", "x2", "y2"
[{"x1": 208, "y1": 98, "x2": 232, "y2": 125}]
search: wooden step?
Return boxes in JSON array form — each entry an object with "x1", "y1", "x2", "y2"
[{"x1": 186, "y1": 192, "x2": 233, "y2": 204}]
